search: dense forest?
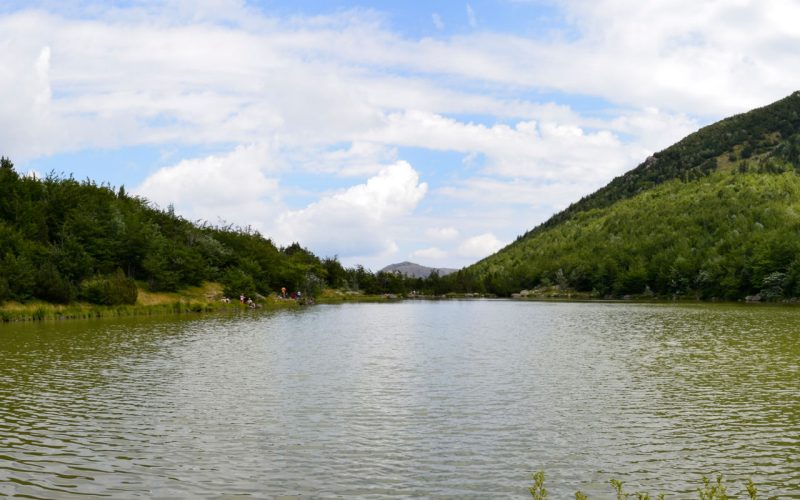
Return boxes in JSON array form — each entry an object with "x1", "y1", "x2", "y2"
[
  {"x1": 447, "y1": 91, "x2": 800, "y2": 300},
  {"x1": 0, "y1": 158, "x2": 445, "y2": 306}
]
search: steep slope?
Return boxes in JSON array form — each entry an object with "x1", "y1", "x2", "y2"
[
  {"x1": 455, "y1": 91, "x2": 800, "y2": 299},
  {"x1": 529, "y1": 91, "x2": 800, "y2": 234}
]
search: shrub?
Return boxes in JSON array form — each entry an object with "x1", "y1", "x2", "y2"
[
  {"x1": 221, "y1": 268, "x2": 257, "y2": 299},
  {"x1": 35, "y1": 263, "x2": 76, "y2": 304},
  {"x1": 79, "y1": 269, "x2": 138, "y2": 305}
]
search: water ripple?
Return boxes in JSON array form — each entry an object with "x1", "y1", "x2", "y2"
[{"x1": 1, "y1": 303, "x2": 798, "y2": 497}]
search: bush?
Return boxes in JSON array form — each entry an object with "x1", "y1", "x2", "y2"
[
  {"x1": 221, "y1": 268, "x2": 257, "y2": 299},
  {"x1": 79, "y1": 269, "x2": 138, "y2": 305},
  {"x1": 0, "y1": 277, "x2": 9, "y2": 303},
  {"x1": 35, "y1": 263, "x2": 76, "y2": 304}
]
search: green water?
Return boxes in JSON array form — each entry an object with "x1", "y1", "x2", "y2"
[{"x1": 0, "y1": 301, "x2": 798, "y2": 497}]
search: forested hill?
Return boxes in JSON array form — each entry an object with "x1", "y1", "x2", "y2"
[
  {"x1": 447, "y1": 91, "x2": 800, "y2": 300},
  {"x1": 530, "y1": 91, "x2": 800, "y2": 236},
  {"x1": 0, "y1": 158, "x2": 347, "y2": 305}
]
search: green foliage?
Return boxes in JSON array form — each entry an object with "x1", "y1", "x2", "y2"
[
  {"x1": 0, "y1": 160, "x2": 343, "y2": 304},
  {"x1": 35, "y1": 262, "x2": 76, "y2": 304},
  {"x1": 759, "y1": 271, "x2": 785, "y2": 300},
  {"x1": 78, "y1": 270, "x2": 138, "y2": 305},
  {"x1": 528, "y1": 91, "x2": 800, "y2": 234},
  {"x1": 322, "y1": 256, "x2": 348, "y2": 289},
  {"x1": 611, "y1": 479, "x2": 630, "y2": 500},
  {"x1": 0, "y1": 252, "x2": 36, "y2": 301},
  {"x1": 745, "y1": 479, "x2": 757, "y2": 500},
  {"x1": 462, "y1": 171, "x2": 800, "y2": 300},
  {"x1": 221, "y1": 268, "x2": 257, "y2": 299},
  {"x1": 698, "y1": 475, "x2": 729, "y2": 500},
  {"x1": 529, "y1": 471, "x2": 548, "y2": 500},
  {"x1": 530, "y1": 473, "x2": 755, "y2": 499}
]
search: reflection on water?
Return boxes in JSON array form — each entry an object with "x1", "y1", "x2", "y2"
[{"x1": 0, "y1": 302, "x2": 798, "y2": 498}]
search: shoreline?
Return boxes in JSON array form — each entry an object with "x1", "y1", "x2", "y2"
[
  {"x1": 3, "y1": 291, "x2": 794, "y2": 324},
  {"x1": 0, "y1": 298, "x2": 302, "y2": 324}
]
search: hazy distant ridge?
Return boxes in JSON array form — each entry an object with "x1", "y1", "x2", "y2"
[{"x1": 380, "y1": 261, "x2": 457, "y2": 279}]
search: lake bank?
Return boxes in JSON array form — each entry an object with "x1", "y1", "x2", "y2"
[
  {"x1": 0, "y1": 283, "x2": 421, "y2": 323},
  {"x1": 0, "y1": 282, "x2": 299, "y2": 323},
  {"x1": 3, "y1": 286, "x2": 796, "y2": 323}
]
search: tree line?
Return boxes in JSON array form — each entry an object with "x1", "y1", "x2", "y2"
[{"x1": 0, "y1": 157, "x2": 454, "y2": 306}]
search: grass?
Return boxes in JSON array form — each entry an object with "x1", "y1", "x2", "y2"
[
  {"x1": 314, "y1": 289, "x2": 396, "y2": 304},
  {"x1": 530, "y1": 472, "x2": 759, "y2": 499},
  {"x1": 0, "y1": 282, "x2": 299, "y2": 323}
]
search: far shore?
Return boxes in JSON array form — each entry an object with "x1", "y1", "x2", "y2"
[{"x1": 2, "y1": 284, "x2": 793, "y2": 324}]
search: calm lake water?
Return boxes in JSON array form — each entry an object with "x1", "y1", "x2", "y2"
[{"x1": 1, "y1": 301, "x2": 798, "y2": 498}]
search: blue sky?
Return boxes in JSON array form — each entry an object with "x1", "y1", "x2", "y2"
[{"x1": 1, "y1": 0, "x2": 798, "y2": 269}]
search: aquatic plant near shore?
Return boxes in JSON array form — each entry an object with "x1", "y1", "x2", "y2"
[
  {"x1": 529, "y1": 471, "x2": 548, "y2": 499},
  {"x1": 530, "y1": 472, "x2": 757, "y2": 499}
]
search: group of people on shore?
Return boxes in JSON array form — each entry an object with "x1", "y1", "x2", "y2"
[
  {"x1": 220, "y1": 287, "x2": 313, "y2": 307},
  {"x1": 279, "y1": 287, "x2": 302, "y2": 300},
  {"x1": 279, "y1": 287, "x2": 314, "y2": 304},
  {"x1": 219, "y1": 295, "x2": 257, "y2": 308}
]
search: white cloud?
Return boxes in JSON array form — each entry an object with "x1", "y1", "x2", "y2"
[
  {"x1": 363, "y1": 110, "x2": 644, "y2": 183},
  {"x1": 432, "y1": 13, "x2": 444, "y2": 30},
  {"x1": 274, "y1": 161, "x2": 428, "y2": 261},
  {"x1": 466, "y1": 4, "x2": 477, "y2": 28},
  {"x1": 135, "y1": 143, "x2": 281, "y2": 227},
  {"x1": 410, "y1": 246, "x2": 448, "y2": 261},
  {"x1": 425, "y1": 226, "x2": 459, "y2": 241},
  {"x1": 291, "y1": 141, "x2": 397, "y2": 177},
  {"x1": 457, "y1": 233, "x2": 507, "y2": 259}
]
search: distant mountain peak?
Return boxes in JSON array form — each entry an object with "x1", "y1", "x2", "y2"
[{"x1": 380, "y1": 261, "x2": 457, "y2": 279}]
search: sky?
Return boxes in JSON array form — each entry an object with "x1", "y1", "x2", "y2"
[{"x1": 1, "y1": 1, "x2": 799, "y2": 270}]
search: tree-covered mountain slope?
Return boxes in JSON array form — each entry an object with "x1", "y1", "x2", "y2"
[
  {"x1": 453, "y1": 91, "x2": 800, "y2": 300},
  {"x1": 532, "y1": 90, "x2": 800, "y2": 233}
]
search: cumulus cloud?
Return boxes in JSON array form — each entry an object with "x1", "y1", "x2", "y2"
[
  {"x1": 457, "y1": 233, "x2": 507, "y2": 259},
  {"x1": 363, "y1": 110, "x2": 645, "y2": 183},
  {"x1": 274, "y1": 161, "x2": 428, "y2": 261},
  {"x1": 425, "y1": 226, "x2": 459, "y2": 241},
  {"x1": 135, "y1": 143, "x2": 281, "y2": 227},
  {"x1": 410, "y1": 246, "x2": 448, "y2": 261}
]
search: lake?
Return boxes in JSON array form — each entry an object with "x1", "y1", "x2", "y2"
[{"x1": 1, "y1": 301, "x2": 798, "y2": 498}]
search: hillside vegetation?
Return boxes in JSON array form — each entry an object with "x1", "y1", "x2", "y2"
[
  {"x1": 446, "y1": 91, "x2": 800, "y2": 300},
  {"x1": 0, "y1": 159, "x2": 351, "y2": 306}
]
